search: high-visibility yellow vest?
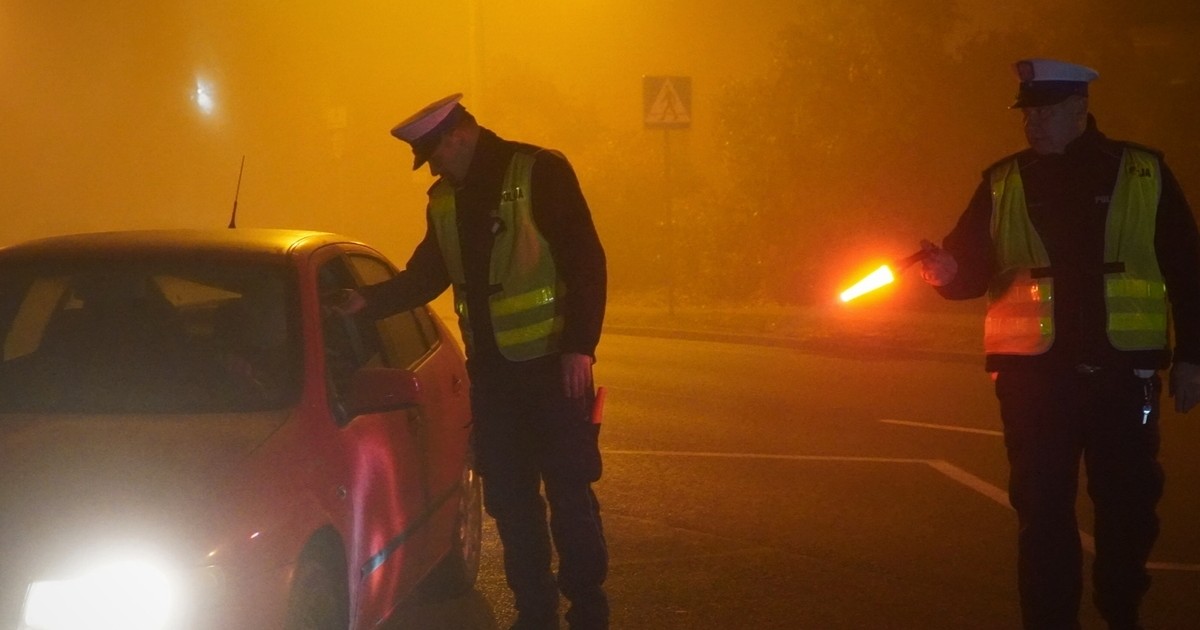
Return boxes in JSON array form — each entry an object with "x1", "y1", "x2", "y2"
[
  {"x1": 986, "y1": 147, "x2": 1168, "y2": 355},
  {"x1": 429, "y1": 151, "x2": 565, "y2": 361}
]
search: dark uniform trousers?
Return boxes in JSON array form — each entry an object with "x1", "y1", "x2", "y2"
[
  {"x1": 470, "y1": 356, "x2": 608, "y2": 629},
  {"x1": 995, "y1": 367, "x2": 1164, "y2": 630}
]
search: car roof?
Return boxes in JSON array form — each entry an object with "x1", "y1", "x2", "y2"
[{"x1": 0, "y1": 228, "x2": 366, "y2": 263}]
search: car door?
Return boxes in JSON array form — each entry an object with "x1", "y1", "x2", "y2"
[
  {"x1": 313, "y1": 249, "x2": 430, "y2": 624},
  {"x1": 343, "y1": 253, "x2": 471, "y2": 528}
]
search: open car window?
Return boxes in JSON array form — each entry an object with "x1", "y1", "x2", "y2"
[{"x1": 346, "y1": 254, "x2": 438, "y2": 370}]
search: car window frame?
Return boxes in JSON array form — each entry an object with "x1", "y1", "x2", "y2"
[{"x1": 310, "y1": 242, "x2": 446, "y2": 426}]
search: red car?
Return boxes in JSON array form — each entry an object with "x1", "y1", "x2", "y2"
[{"x1": 0, "y1": 229, "x2": 481, "y2": 630}]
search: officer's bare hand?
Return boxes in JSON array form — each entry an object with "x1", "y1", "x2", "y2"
[
  {"x1": 918, "y1": 239, "x2": 958, "y2": 287},
  {"x1": 1170, "y1": 361, "x2": 1200, "y2": 413},
  {"x1": 561, "y1": 352, "x2": 594, "y2": 399}
]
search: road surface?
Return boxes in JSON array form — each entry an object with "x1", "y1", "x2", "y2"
[{"x1": 388, "y1": 331, "x2": 1200, "y2": 629}]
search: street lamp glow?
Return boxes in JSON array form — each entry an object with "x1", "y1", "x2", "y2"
[{"x1": 193, "y1": 79, "x2": 215, "y2": 116}]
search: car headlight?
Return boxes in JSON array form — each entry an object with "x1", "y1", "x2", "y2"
[{"x1": 20, "y1": 558, "x2": 177, "y2": 630}]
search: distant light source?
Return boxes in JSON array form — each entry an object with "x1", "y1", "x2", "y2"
[{"x1": 193, "y1": 79, "x2": 215, "y2": 116}]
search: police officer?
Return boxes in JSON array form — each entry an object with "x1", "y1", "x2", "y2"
[
  {"x1": 341, "y1": 94, "x2": 608, "y2": 630},
  {"x1": 920, "y1": 59, "x2": 1200, "y2": 629}
]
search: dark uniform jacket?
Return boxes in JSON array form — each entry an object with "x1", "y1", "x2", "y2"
[
  {"x1": 363, "y1": 128, "x2": 607, "y2": 374},
  {"x1": 937, "y1": 115, "x2": 1200, "y2": 373}
]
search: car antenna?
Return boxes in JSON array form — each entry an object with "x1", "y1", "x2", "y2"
[{"x1": 228, "y1": 155, "x2": 245, "y2": 229}]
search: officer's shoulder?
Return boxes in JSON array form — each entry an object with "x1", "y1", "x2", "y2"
[
  {"x1": 982, "y1": 148, "x2": 1032, "y2": 177},
  {"x1": 510, "y1": 143, "x2": 574, "y2": 178},
  {"x1": 426, "y1": 177, "x2": 452, "y2": 196},
  {"x1": 1112, "y1": 139, "x2": 1164, "y2": 161},
  {"x1": 512, "y1": 141, "x2": 568, "y2": 164}
]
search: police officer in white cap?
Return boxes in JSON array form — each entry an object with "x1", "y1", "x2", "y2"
[
  {"x1": 920, "y1": 59, "x2": 1200, "y2": 629},
  {"x1": 340, "y1": 94, "x2": 609, "y2": 630}
]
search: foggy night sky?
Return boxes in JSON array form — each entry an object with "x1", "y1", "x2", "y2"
[
  {"x1": 1, "y1": 1, "x2": 1195, "y2": 297},
  {"x1": 0, "y1": 1, "x2": 810, "y2": 257}
]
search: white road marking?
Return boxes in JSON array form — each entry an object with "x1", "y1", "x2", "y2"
[
  {"x1": 602, "y1": 449, "x2": 1200, "y2": 572},
  {"x1": 602, "y1": 449, "x2": 928, "y2": 465},
  {"x1": 882, "y1": 424, "x2": 1200, "y2": 571},
  {"x1": 880, "y1": 418, "x2": 1003, "y2": 437},
  {"x1": 924, "y1": 459, "x2": 1010, "y2": 508},
  {"x1": 1147, "y1": 560, "x2": 1200, "y2": 571}
]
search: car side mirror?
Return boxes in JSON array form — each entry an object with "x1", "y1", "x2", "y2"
[{"x1": 344, "y1": 367, "x2": 423, "y2": 416}]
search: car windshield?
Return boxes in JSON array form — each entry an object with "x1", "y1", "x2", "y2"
[{"x1": 0, "y1": 257, "x2": 301, "y2": 414}]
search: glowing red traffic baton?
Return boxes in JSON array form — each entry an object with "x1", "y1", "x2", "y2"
[
  {"x1": 591, "y1": 386, "x2": 606, "y2": 425},
  {"x1": 839, "y1": 249, "x2": 930, "y2": 303}
]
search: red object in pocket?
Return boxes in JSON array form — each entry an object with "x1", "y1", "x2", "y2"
[{"x1": 591, "y1": 386, "x2": 606, "y2": 425}]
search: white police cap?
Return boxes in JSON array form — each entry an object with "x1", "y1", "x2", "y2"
[
  {"x1": 390, "y1": 93, "x2": 467, "y2": 169},
  {"x1": 1011, "y1": 59, "x2": 1099, "y2": 108}
]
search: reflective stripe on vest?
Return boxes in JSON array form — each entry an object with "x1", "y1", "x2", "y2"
[
  {"x1": 986, "y1": 148, "x2": 1167, "y2": 355},
  {"x1": 428, "y1": 151, "x2": 564, "y2": 361}
]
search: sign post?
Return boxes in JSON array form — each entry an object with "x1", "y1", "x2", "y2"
[{"x1": 643, "y1": 76, "x2": 692, "y2": 316}]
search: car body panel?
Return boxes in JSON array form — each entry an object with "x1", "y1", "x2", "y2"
[{"x1": 0, "y1": 229, "x2": 473, "y2": 629}]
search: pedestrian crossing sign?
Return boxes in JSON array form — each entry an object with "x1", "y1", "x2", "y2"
[{"x1": 643, "y1": 76, "x2": 691, "y2": 129}]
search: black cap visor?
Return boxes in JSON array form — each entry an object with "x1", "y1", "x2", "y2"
[{"x1": 1011, "y1": 80, "x2": 1089, "y2": 109}]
